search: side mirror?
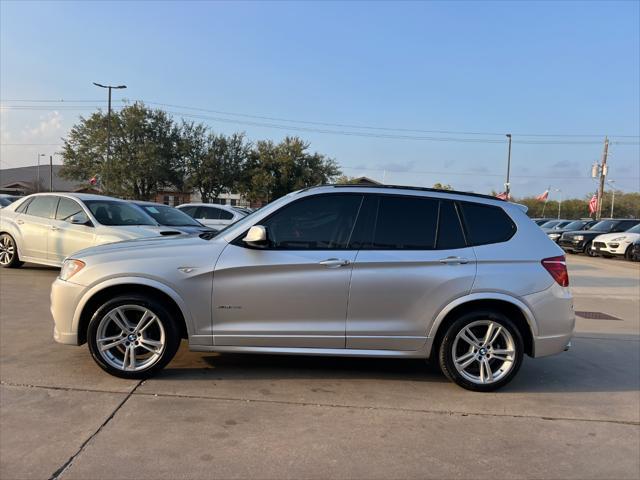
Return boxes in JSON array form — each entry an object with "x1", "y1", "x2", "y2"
[
  {"x1": 243, "y1": 225, "x2": 267, "y2": 246},
  {"x1": 69, "y1": 213, "x2": 92, "y2": 226}
]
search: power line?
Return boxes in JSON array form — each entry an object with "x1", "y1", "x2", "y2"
[{"x1": 2, "y1": 98, "x2": 639, "y2": 139}]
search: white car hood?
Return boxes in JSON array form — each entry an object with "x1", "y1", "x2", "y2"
[{"x1": 594, "y1": 232, "x2": 640, "y2": 242}]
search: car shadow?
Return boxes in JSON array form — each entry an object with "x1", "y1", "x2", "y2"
[{"x1": 157, "y1": 333, "x2": 639, "y2": 394}]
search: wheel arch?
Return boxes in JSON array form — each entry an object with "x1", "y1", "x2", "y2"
[
  {"x1": 428, "y1": 294, "x2": 537, "y2": 359},
  {"x1": 75, "y1": 278, "x2": 191, "y2": 345}
]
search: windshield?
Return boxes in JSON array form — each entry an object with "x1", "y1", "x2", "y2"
[
  {"x1": 590, "y1": 220, "x2": 616, "y2": 232},
  {"x1": 563, "y1": 221, "x2": 586, "y2": 231},
  {"x1": 0, "y1": 197, "x2": 15, "y2": 207},
  {"x1": 85, "y1": 200, "x2": 157, "y2": 226},
  {"x1": 625, "y1": 224, "x2": 640, "y2": 234},
  {"x1": 137, "y1": 204, "x2": 201, "y2": 227},
  {"x1": 540, "y1": 220, "x2": 561, "y2": 228}
]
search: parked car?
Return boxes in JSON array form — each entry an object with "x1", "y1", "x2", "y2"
[
  {"x1": 131, "y1": 201, "x2": 218, "y2": 235},
  {"x1": 51, "y1": 185, "x2": 573, "y2": 392},
  {"x1": 591, "y1": 223, "x2": 640, "y2": 259},
  {"x1": 630, "y1": 238, "x2": 640, "y2": 262},
  {"x1": 558, "y1": 219, "x2": 640, "y2": 257},
  {"x1": 532, "y1": 218, "x2": 554, "y2": 226},
  {"x1": 0, "y1": 193, "x2": 180, "y2": 268},
  {"x1": 176, "y1": 203, "x2": 246, "y2": 230},
  {"x1": 0, "y1": 194, "x2": 21, "y2": 208},
  {"x1": 546, "y1": 220, "x2": 598, "y2": 243},
  {"x1": 539, "y1": 220, "x2": 572, "y2": 232}
]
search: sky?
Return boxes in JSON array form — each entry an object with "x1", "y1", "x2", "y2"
[{"x1": 1, "y1": 0, "x2": 639, "y2": 198}]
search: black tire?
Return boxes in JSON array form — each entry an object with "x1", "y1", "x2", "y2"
[
  {"x1": 624, "y1": 246, "x2": 633, "y2": 261},
  {"x1": 0, "y1": 233, "x2": 24, "y2": 268},
  {"x1": 87, "y1": 294, "x2": 181, "y2": 379},
  {"x1": 585, "y1": 241, "x2": 598, "y2": 257},
  {"x1": 438, "y1": 310, "x2": 524, "y2": 392}
]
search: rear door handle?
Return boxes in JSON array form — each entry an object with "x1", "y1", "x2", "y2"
[
  {"x1": 439, "y1": 256, "x2": 470, "y2": 265},
  {"x1": 319, "y1": 258, "x2": 351, "y2": 268}
]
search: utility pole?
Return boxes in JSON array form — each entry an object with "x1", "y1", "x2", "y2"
[
  {"x1": 93, "y1": 82, "x2": 127, "y2": 191},
  {"x1": 36, "y1": 153, "x2": 45, "y2": 192},
  {"x1": 505, "y1": 134, "x2": 512, "y2": 198},
  {"x1": 49, "y1": 155, "x2": 53, "y2": 192},
  {"x1": 553, "y1": 188, "x2": 563, "y2": 219},
  {"x1": 607, "y1": 180, "x2": 616, "y2": 218},
  {"x1": 596, "y1": 137, "x2": 609, "y2": 220}
]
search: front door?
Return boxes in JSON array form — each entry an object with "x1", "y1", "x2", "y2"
[
  {"x1": 212, "y1": 193, "x2": 364, "y2": 348},
  {"x1": 48, "y1": 197, "x2": 96, "y2": 262},
  {"x1": 347, "y1": 195, "x2": 477, "y2": 351}
]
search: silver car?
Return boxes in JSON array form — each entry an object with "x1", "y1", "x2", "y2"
[
  {"x1": 50, "y1": 185, "x2": 574, "y2": 391},
  {"x1": 0, "y1": 193, "x2": 180, "y2": 268}
]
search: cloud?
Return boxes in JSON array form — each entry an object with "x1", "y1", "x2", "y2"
[{"x1": 21, "y1": 111, "x2": 63, "y2": 139}]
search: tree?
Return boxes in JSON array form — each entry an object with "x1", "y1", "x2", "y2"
[
  {"x1": 516, "y1": 191, "x2": 640, "y2": 219},
  {"x1": 433, "y1": 182, "x2": 453, "y2": 190},
  {"x1": 239, "y1": 137, "x2": 341, "y2": 203},
  {"x1": 60, "y1": 102, "x2": 182, "y2": 200}
]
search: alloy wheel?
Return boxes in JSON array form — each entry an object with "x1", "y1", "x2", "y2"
[
  {"x1": 95, "y1": 305, "x2": 166, "y2": 372},
  {"x1": 0, "y1": 235, "x2": 15, "y2": 266},
  {"x1": 452, "y1": 320, "x2": 516, "y2": 385}
]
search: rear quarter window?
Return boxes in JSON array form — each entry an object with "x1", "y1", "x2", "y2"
[{"x1": 458, "y1": 202, "x2": 516, "y2": 246}]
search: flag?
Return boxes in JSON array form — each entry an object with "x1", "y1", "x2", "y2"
[
  {"x1": 495, "y1": 191, "x2": 509, "y2": 200},
  {"x1": 89, "y1": 175, "x2": 99, "y2": 186},
  {"x1": 588, "y1": 194, "x2": 598, "y2": 215},
  {"x1": 536, "y1": 190, "x2": 549, "y2": 202}
]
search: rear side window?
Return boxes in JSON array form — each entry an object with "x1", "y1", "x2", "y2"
[
  {"x1": 437, "y1": 201, "x2": 466, "y2": 249},
  {"x1": 197, "y1": 206, "x2": 221, "y2": 220},
  {"x1": 372, "y1": 196, "x2": 439, "y2": 249},
  {"x1": 219, "y1": 209, "x2": 234, "y2": 220},
  {"x1": 24, "y1": 196, "x2": 57, "y2": 219},
  {"x1": 459, "y1": 202, "x2": 516, "y2": 246}
]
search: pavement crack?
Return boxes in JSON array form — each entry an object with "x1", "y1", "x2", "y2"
[{"x1": 48, "y1": 380, "x2": 143, "y2": 480}]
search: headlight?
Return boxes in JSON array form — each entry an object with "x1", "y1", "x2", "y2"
[
  {"x1": 59, "y1": 259, "x2": 85, "y2": 281},
  {"x1": 548, "y1": 233, "x2": 561, "y2": 239},
  {"x1": 574, "y1": 235, "x2": 584, "y2": 240},
  {"x1": 610, "y1": 236, "x2": 626, "y2": 242}
]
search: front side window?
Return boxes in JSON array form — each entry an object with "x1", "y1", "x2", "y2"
[
  {"x1": 24, "y1": 196, "x2": 57, "y2": 219},
  {"x1": 459, "y1": 202, "x2": 516, "y2": 246},
  {"x1": 84, "y1": 200, "x2": 156, "y2": 226},
  {"x1": 55, "y1": 197, "x2": 84, "y2": 221},
  {"x1": 371, "y1": 196, "x2": 439, "y2": 249},
  {"x1": 259, "y1": 194, "x2": 363, "y2": 249},
  {"x1": 178, "y1": 205, "x2": 198, "y2": 216}
]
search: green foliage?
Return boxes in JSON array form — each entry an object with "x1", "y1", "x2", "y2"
[
  {"x1": 517, "y1": 191, "x2": 640, "y2": 219},
  {"x1": 433, "y1": 182, "x2": 453, "y2": 190}
]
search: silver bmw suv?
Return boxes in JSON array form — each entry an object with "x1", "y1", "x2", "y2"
[{"x1": 50, "y1": 185, "x2": 574, "y2": 391}]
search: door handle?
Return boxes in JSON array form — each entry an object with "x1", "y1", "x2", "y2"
[
  {"x1": 439, "y1": 256, "x2": 470, "y2": 265},
  {"x1": 50, "y1": 225, "x2": 60, "y2": 231},
  {"x1": 16, "y1": 220, "x2": 24, "y2": 225},
  {"x1": 319, "y1": 258, "x2": 351, "y2": 268}
]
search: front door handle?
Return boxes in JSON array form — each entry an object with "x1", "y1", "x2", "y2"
[
  {"x1": 319, "y1": 258, "x2": 351, "y2": 268},
  {"x1": 16, "y1": 220, "x2": 24, "y2": 225},
  {"x1": 50, "y1": 225, "x2": 60, "y2": 231},
  {"x1": 439, "y1": 256, "x2": 470, "y2": 265}
]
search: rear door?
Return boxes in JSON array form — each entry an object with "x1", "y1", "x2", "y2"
[
  {"x1": 48, "y1": 197, "x2": 96, "y2": 262},
  {"x1": 16, "y1": 196, "x2": 57, "y2": 260},
  {"x1": 346, "y1": 195, "x2": 476, "y2": 351}
]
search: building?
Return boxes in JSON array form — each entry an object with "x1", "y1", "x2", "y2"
[{"x1": 0, "y1": 165, "x2": 88, "y2": 194}]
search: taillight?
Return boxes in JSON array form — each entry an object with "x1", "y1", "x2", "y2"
[{"x1": 541, "y1": 255, "x2": 569, "y2": 287}]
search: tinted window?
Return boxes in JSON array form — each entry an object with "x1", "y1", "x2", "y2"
[
  {"x1": 179, "y1": 206, "x2": 198, "y2": 216},
  {"x1": 25, "y1": 196, "x2": 56, "y2": 219},
  {"x1": 626, "y1": 224, "x2": 640, "y2": 234},
  {"x1": 563, "y1": 220, "x2": 587, "y2": 231},
  {"x1": 219, "y1": 209, "x2": 234, "y2": 221},
  {"x1": 590, "y1": 220, "x2": 616, "y2": 232},
  {"x1": 55, "y1": 197, "x2": 84, "y2": 221},
  {"x1": 84, "y1": 200, "x2": 156, "y2": 226},
  {"x1": 437, "y1": 201, "x2": 466, "y2": 249},
  {"x1": 260, "y1": 194, "x2": 362, "y2": 249},
  {"x1": 139, "y1": 204, "x2": 201, "y2": 227},
  {"x1": 198, "y1": 206, "x2": 221, "y2": 220},
  {"x1": 618, "y1": 221, "x2": 639, "y2": 231},
  {"x1": 459, "y1": 202, "x2": 516, "y2": 246},
  {"x1": 372, "y1": 196, "x2": 438, "y2": 249}
]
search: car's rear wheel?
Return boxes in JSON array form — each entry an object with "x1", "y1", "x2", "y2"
[
  {"x1": 438, "y1": 311, "x2": 524, "y2": 392},
  {"x1": 0, "y1": 233, "x2": 23, "y2": 268},
  {"x1": 87, "y1": 295, "x2": 181, "y2": 379}
]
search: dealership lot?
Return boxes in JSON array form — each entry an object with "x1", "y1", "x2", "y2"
[{"x1": 0, "y1": 255, "x2": 638, "y2": 479}]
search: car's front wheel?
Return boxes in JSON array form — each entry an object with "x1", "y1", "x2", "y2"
[
  {"x1": 438, "y1": 311, "x2": 524, "y2": 392},
  {"x1": 585, "y1": 241, "x2": 599, "y2": 257},
  {"x1": 87, "y1": 295, "x2": 181, "y2": 379},
  {"x1": 0, "y1": 233, "x2": 23, "y2": 268}
]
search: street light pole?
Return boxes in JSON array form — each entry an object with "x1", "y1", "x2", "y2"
[
  {"x1": 505, "y1": 134, "x2": 512, "y2": 198},
  {"x1": 36, "y1": 153, "x2": 45, "y2": 192},
  {"x1": 607, "y1": 180, "x2": 616, "y2": 218},
  {"x1": 92, "y1": 82, "x2": 126, "y2": 191},
  {"x1": 553, "y1": 188, "x2": 562, "y2": 219}
]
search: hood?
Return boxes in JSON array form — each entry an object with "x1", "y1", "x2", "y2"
[
  {"x1": 70, "y1": 233, "x2": 217, "y2": 260},
  {"x1": 562, "y1": 229, "x2": 602, "y2": 237},
  {"x1": 593, "y1": 232, "x2": 640, "y2": 242}
]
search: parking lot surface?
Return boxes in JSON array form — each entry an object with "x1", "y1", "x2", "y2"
[{"x1": 1, "y1": 255, "x2": 639, "y2": 479}]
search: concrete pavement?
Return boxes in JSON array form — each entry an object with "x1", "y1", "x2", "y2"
[{"x1": 1, "y1": 255, "x2": 638, "y2": 479}]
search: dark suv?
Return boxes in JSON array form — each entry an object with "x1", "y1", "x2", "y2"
[{"x1": 559, "y1": 219, "x2": 640, "y2": 256}]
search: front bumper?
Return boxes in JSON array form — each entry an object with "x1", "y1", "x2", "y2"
[
  {"x1": 51, "y1": 278, "x2": 86, "y2": 345},
  {"x1": 558, "y1": 238, "x2": 586, "y2": 253},
  {"x1": 592, "y1": 241, "x2": 631, "y2": 256}
]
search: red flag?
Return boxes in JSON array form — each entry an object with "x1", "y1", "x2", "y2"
[
  {"x1": 89, "y1": 175, "x2": 98, "y2": 186},
  {"x1": 536, "y1": 190, "x2": 549, "y2": 201},
  {"x1": 588, "y1": 194, "x2": 598, "y2": 215},
  {"x1": 495, "y1": 191, "x2": 509, "y2": 200}
]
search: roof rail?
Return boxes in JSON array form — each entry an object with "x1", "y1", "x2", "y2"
[{"x1": 309, "y1": 184, "x2": 505, "y2": 201}]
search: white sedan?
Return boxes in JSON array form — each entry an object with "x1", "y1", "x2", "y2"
[
  {"x1": 592, "y1": 223, "x2": 640, "y2": 259},
  {"x1": 0, "y1": 193, "x2": 180, "y2": 268},
  {"x1": 176, "y1": 203, "x2": 246, "y2": 230}
]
